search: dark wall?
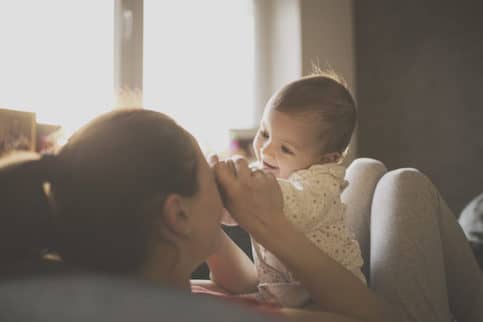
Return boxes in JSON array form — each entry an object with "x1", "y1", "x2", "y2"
[{"x1": 355, "y1": 1, "x2": 483, "y2": 214}]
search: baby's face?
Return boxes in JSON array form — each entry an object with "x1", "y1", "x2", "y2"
[{"x1": 253, "y1": 107, "x2": 323, "y2": 179}]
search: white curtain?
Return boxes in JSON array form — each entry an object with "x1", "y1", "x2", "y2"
[
  {"x1": 0, "y1": 0, "x2": 113, "y2": 136},
  {"x1": 144, "y1": 0, "x2": 255, "y2": 153}
]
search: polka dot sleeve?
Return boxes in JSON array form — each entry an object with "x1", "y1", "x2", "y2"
[
  {"x1": 277, "y1": 164, "x2": 367, "y2": 285},
  {"x1": 252, "y1": 164, "x2": 366, "y2": 307},
  {"x1": 277, "y1": 166, "x2": 344, "y2": 232}
]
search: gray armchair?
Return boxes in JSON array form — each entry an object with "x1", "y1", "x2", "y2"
[{"x1": 458, "y1": 193, "x2": 483, "y2": 270}]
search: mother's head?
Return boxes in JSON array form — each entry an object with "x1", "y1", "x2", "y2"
[{"x1": 0, "y1": 109, "x2": 224, "y2": 283}]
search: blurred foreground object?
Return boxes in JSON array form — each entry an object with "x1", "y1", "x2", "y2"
[{"x1": 0, "y1": 274, "x2": 275, "y2": 322}]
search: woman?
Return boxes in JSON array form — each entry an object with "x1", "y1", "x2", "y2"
[{"x1": 0, "y1": 109, "x2": 480, "y2": 322}]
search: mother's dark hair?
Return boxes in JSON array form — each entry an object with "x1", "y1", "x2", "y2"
[{"x1": 0, "y1": 109, "x2": 199, "y2": 274}]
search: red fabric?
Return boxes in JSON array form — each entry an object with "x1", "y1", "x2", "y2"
[{"x1": 191, "y1": 285, "x2": 281, "y2": 316}]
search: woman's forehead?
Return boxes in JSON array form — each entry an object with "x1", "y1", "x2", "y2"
[{"x1": 190, "y1": 137, "x2": 211, "y2": 174}]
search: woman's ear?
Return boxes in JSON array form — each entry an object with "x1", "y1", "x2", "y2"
[{"x1": 161, "y1": 194, "x2": 192, "y2": 238}]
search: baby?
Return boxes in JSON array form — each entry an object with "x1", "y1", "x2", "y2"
[{"x1": 221, "y1": 71, "x2": 365, "y2": 308}]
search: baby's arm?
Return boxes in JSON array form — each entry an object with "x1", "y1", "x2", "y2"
[
  {"x1": 206, "y1": 230, "x2": 258, "y2": 294},
  {"x1": 279, "y1": 172, "x2": 366, "y2": 285}
]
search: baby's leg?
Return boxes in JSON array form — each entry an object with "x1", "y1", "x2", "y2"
[
  {"x1": 371, "y1": 169, "x2": 483, "y2": 322},
  {"x1": 342, "y1": 158, "x2": 387, "y2": 279}
]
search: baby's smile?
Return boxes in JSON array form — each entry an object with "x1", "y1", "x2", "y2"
[{"x1": 262, "y1": 159, "x2": 279, "y2": 176}]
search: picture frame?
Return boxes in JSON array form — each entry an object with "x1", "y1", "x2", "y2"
[
  {"x1": 0, "y1": 108, "x2": 36, "y2": 156},
  {"x1": 228, "y1": 128, "x2": 257, "y2": 161}
]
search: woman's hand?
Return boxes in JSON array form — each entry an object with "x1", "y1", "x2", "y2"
[
  {"x1": 213, "y1": 156, "x2": 293, "y2": 248},
  {"x1": 207, "y1": 154, "x2": 238, "y2": 226}
]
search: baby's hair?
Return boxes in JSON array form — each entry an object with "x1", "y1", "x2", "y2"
[{"x1": 270, "y1": 69, "x2": 356, "y2": 161}]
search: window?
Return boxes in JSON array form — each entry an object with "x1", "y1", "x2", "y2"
[
  {"x1": 144, "y1": 0, "x2": 255, "y2": 152},
  {"x1": 0, "y1": 1, "x2": 113, "y2": 136},
  {"x1": 0, "y1": 1, "x2": 255, "y2": 152}
]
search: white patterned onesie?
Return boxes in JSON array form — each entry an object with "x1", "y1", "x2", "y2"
[{"x1": 251, "y1": 163, "x2": 366, "y2": 307}]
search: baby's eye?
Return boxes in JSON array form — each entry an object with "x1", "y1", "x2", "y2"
[
  {"x1": 281, "y1": 145, "x2": 294, "y2": 155},
  {"x1": 260, "y1": 130, "x2": 269, "y2": 139}
]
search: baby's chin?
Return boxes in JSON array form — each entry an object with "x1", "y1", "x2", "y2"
[
  {"x1": 273, "y1": 167, "x2": 296, "y2": 179},
  {"x1": 263, "y1": 166, "x2": 289, "y2": 179},
  {"x1": 264, "y1": 167, "x2": 281, "y2": 177},
  {"x1": 252, "y1": 159, "x2": 289, "y2": 178}
]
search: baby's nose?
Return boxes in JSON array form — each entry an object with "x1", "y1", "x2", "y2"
[{"x1": 261, "y1": 142, "x2": 276, "y2": 158}]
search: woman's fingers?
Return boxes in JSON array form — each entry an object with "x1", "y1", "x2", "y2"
[
  {"x1": 214, "y1": 160, "x2": 239, "y2": 202},
  {"x1": 214, "y1": 156, "x2": 284, "y2": 232},
  {"x1": 226, "y1": 160, "x2": 236, "y2": 177},
  {"x1": 221, "y1": 208, "x2": 239, "y2": 226},
  {"x1": 250, "y1": 169, "x2": 265, "y2": 178},
  {"x1": 207, "y1": 154, "x2": 219, "y2": 167},
  {"x1": 233, "y1": 157, "x2": 250, "y2": 180},
  {"x1": 263, "y1": 171, "x2": 279, "y2": 187},
  {"x1": 213, "y1": 162, "x2": 236, "y2": 210},
  {"x1": 214, "y1": 161, "x2": 235, "y2": 182}
]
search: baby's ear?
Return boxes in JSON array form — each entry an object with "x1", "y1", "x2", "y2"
[{"x1": 322, "y1": 152, "x2": 342, "y2": 164}]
